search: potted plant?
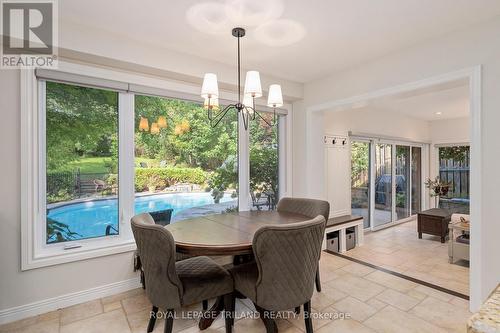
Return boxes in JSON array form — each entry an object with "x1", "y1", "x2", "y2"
[{"x1": 424, "y1": 177, "x2": 451, "y2": 208}]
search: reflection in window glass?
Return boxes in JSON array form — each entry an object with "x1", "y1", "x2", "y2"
[
  {"x1": 45, "y1": 82, "x2": 119, "y2": 243},
  {"x1": 134, "y1": 95, "x2": 238, "y2": 223},
  {"x1": 250, "y1": 113, "x2": 279, "y2": 211}
]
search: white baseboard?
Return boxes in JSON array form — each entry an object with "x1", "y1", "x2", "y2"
[{"x1": 0, "y1": 277, "x2": 141, "y2": 325}]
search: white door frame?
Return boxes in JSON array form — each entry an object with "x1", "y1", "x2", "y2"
[{"x1": 305, "y1": 66, "x2": 482, "y2": 311}]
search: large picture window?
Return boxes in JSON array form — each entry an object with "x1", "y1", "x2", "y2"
[
  {"x1": 45, "y1": 81, "x2": 119, "y2": 244},
  {"x1": 133, "y1": 95, "x2": 238, "y2": 222},
  {"x1": 23, "y1": 65, "x2": 289, "y2": 269}
]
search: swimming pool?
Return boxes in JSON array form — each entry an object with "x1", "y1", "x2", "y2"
[{"x1": 47, "y1": 192, "x2": 235, "y2": 241}]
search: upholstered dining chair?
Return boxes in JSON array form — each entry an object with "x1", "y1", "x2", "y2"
[
  {"x1": 131, "y1": 213, "x2": 234, "y2": 333},
  {"x1": 229, "y1": 215, "x2": 326, "y2": 333},
  {"x1": 276, "y1": 197, "x2": 330, "y2": 293}
]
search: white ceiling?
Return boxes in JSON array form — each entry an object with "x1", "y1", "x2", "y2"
[
  {"x1": 363, "y1": 81, "x2": 470, "y2": 121},
  {"x1": 59, "y1": 0, "x2": 500, "y2": 83}
]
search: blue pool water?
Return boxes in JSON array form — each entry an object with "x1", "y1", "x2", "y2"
[{"x1": 47, "y1": 192, "x2": 234, "y2": 240}]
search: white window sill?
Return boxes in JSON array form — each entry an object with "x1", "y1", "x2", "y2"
[{"x1": 22, "y1": 239, "x2": 136, "y2": 271}]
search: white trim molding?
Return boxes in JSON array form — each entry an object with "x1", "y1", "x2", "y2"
[{"x1": 0, "y1": 277, "x2": 141, "y2": 325}]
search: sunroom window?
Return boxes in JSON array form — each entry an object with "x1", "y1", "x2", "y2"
[{"x1": 44, "y1": 81, "x2": 119, "y2": 244}]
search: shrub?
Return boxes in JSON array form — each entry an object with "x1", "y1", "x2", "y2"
[{"x1": 134, "y1": 167, "x2": 207, "y2": 192}]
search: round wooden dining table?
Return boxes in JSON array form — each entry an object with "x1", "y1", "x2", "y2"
[
  {"x1": 163, "y1": 210, "x2": 311, "y2": 330},
  {"x1": 164, "y1": 210, "x2": 311, "y2": 256}
]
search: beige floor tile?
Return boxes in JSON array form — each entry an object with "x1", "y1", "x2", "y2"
[
  {"x1": 103, "y1": 300, "x2": 123, "y2": 313},
  {"x1": 101, "y1": 288, "x2": 145, "y2": 304},
  {"x1": 286, "y1": 307, "x2": 332, "y2": 331},
  {"x1": 365, "y1": 297, "x2": 387, "y2": 311},
  {"x1": 60, "y1": 309, "x2": 130, "y2": 333},
  {"x1": 405, "y1": 288, "x2": 428, "y2": 301},
  {"x1": 60, "y1": 299, "x2": 103, "y2": 325},
  {"x1": 375, "y1": 288, "x2": 421, "y2": 311},
  {"x1": 364, "y1": 305, "x2": 447, "y2": 333},
  {"x1": 0, "y1": 319, "x2": 59, "y2": 333},
  {"x1": 316, "y1": 319, "x2": 376, "y2": 333},
  {"x1": 311, "y1": 291, "x2": 336, "y2": 310},
  {"x1": 409, "y1": 297, "x2": 471, "y2": 333},
  {"x1": 340, "y1": 263, "x2": 375, "y2": 277},
  {"x1": 449, "y1": 297, "x2": 470, "y2": 310},
  {"x1": 37, "y1": 310, "x2": 60, "y2": 322},
  {"x1": 412, "y1": 285, "x2": 454, "y2": 302},
  {"x1": 121, "y1": 293, "x2": 152, "y2": 315},
  {"x1": 333, "y1": 297, "x2": 377, "y2": 322},
  {"x1": 321, "y1": 285, "x2": 348, "y2": 302},
  {"x1": 364, "y1": 270, "x2": 418, "y2": 293},
  {"x1": 0, "y1": 316, "x2": 38, "y2": 332},
  {"x1": 325, "y1": 275, "x2": 385, "y2": 302}
]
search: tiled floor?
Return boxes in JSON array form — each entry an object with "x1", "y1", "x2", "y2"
[
  {"x1": 343, "y1": 218, "x2": 470, "y2": 296},
  {"x1": 0, "y1": 253, "x2": 471, "y2": 333}
]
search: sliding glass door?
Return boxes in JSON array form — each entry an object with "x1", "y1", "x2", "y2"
[
  {"x1": 396, "y1": 145, "x2": 411, "y2": 220},
  {"x1": 374, "y1": 144, "x2": 393, "y2": 227},
  {"x1": 351, "y1": 141, "x2": 370, "y2": 228},
  {"x1": 411, "y1": 147, "x2": 422, "y2": 214},
  {"x1": 352, "y1": 139, "x2": 423, "y2": 229}
]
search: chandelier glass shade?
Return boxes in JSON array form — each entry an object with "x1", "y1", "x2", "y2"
[{"x1": 201, "y1": 27, "x2": 283, "y2": 130}]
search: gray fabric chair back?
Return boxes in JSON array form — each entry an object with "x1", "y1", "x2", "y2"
[
  {"x1": 131, "y1": 213, "x2": 183, "y2": 309},
  {"x1": 252, "y1": 215, "x2": 326, "y2": 311},
  {"x1": 277, "y1": 197, "x2": 330, "y2": 221}
]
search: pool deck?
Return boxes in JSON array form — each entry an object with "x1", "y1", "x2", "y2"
[{"x1": 171, "y1": 200, "x2": 238, "y2": 222}]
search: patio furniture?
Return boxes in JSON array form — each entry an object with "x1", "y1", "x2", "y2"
[
  {"x1": 131, "y1": 213, "x2": 234, "y2": 333},
  {"x1": 276, "y1": 197, "x2": 329, "y2": 292},
  {"x1": 250, "y1": 191, "x2": 271, "y2": 210},
  {"x1": 417, "y1": 208, "x2": 451, "y2": 243},
  {"x1": 448, "y1": 214, "x2": 470, "y2": 263},
  {"x1": 229, "y1": 216, "x2": 326, "y2": 333}
]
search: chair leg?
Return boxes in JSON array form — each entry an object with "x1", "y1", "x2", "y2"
[
  {"x1": 254, "y1": 303, "x2": 277, "y2": 333},
  {"x1": 202, "y1": 299, "x2": 208, "y2": 311},
  {"x1": 315, "y1": 267, "x2": 321, "y2": 292},
  {"x1": 164, "y1": 309, "x2": 174, "y2": 333},
  {"x1": 231, "y1": 295, "x2": 236, "y2": 326},
  {"x1": 295, "y1": 306, "x2": 301, "y2": 315},
  {"x1": 140, "y1": 270, "x2": 146, "y2": 290},
  {"x1": 147, "y1": 306, "x2": 158, "y2": 333},
  {"x1": 304, "y1": 301, "x2": 313, "y2": 333},
  {"x1": 223, "y1": 293, "x2": 234, "y2": 333}
]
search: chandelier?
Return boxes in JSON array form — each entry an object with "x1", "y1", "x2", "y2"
[{"x1": 201, "y1": 27, "x2": 283, "y2": 130}]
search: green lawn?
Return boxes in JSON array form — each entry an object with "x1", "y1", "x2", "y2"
[
  {"x1": 64, "y1": 156, "x2": 160, "y2": 174},
  {"x1": 67, "y1": 157, "x2": 113, "y2": 174}
]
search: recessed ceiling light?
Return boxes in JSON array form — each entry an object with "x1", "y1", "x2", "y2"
[{"x1": 436, "y1": 112, "x2": 442, "y2": 115}]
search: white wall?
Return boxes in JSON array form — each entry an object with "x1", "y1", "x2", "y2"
[
  {"x1": 430, "y1": 116, "x2": 470, "y2": 144},
  {"x1": 295, "y1": 16, "x2": 500, "y2": 309}
]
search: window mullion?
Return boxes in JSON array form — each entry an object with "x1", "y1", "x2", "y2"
[
  {"x1": 118, "y1": 92, "x2": 135, "y2": 239},
  {"x1": 238, "y1": 115, "x2": 250, "y2": 211}
]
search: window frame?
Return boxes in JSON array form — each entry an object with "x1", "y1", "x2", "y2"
[{"x1": 21, "y1": 61, "x2": 292, "y2": 270}]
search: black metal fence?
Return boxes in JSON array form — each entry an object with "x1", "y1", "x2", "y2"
[{"x1": 47, "y1": 169, "x2": 111, "y2": 202}]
